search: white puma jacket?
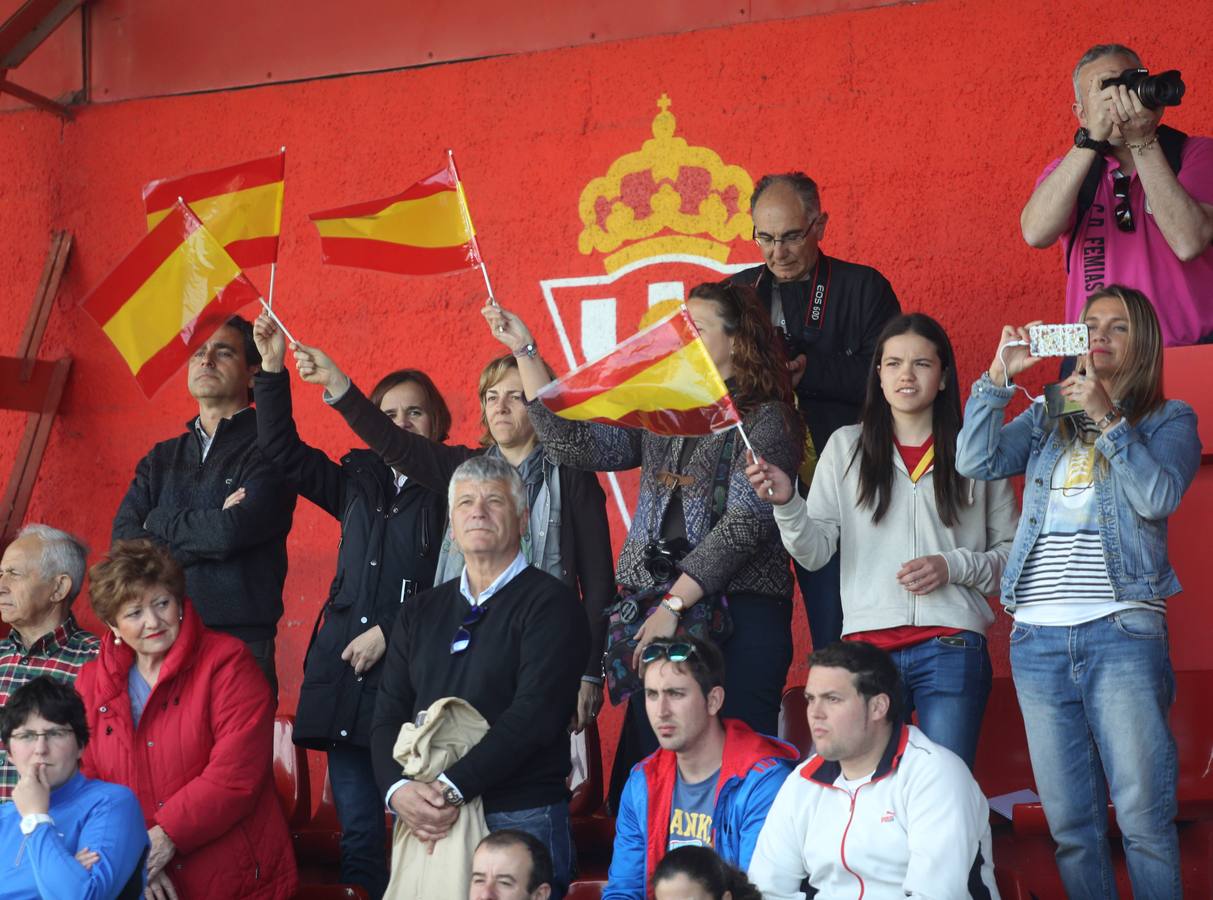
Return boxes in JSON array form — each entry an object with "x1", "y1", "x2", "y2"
[{"x1": 747, "y1": 724, "x2": 999, "y2": 899}]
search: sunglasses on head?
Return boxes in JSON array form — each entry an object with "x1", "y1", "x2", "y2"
[
  {"x1": 450, "y1": 603, "x2": 487, "y2": 655},
  {"x1": 1112, "y1": 170, "x2": 1134, "y2": 233},
  {"x1": 640, "y1": 641, "x2": 697, "y2": 665}
]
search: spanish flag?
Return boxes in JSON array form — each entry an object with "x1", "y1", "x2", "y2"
[
  {"x1": 308, "y1": 159, "x2": 481, "y2": 276},
  {"x1": 83, "y1": 201, "x2": 262, "y2": 398},
  {"x1": 538, "y1": 307, "x2": 742, "y2": 436},
  {"x1": 143, "y1": 150, "x2": 285, "y2": 269}
]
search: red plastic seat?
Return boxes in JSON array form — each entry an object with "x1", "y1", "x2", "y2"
[
  {"x1": 293, "y1": 767, "x2": 343, "y2": 864},
  {"x1": 272, "y1": 715, "x2": 311, "y2": 828},
  {"x1": 566, "y1": 880, "x2": 605, "y2": 899},
  {"x1": 777, "y1": 687, "x2": 811, "y2": 755},
  {"x1": 569, "y1": 720, "x2": 604, "y2": 818}
]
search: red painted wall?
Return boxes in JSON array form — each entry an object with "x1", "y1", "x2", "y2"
[{"x1": 2, "y1": 0, "x2": 1212, "y2": 783}]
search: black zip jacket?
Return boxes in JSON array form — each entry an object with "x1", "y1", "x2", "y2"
[
  {"x1": 112, "y1": 408, "x2": 296, "y2": 641},
  {"x1": 731, "y1": 256, "x2": 901, "y2": 452},
  {"x1": 253, "y1": 369, "x2": 445, "y2": 748}
]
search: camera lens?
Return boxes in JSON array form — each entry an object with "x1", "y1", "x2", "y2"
[{"x1": 1136, "y1": 69, "x2": 1185, "y2": 109}]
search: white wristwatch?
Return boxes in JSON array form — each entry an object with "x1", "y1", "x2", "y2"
[{"x1": 19, "y1": 813, "x2": 54, "y2": 835}]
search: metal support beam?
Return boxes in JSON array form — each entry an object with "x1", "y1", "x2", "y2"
[
  {"x1": 0, "y1": 0, "x2": 84, "y2": 68},
  {"x1": 0, "y1": 66, "x2": 74, "y2": 118},
  {"x1": 0, "y1": 231, "x2": 75, "y2": 544}
]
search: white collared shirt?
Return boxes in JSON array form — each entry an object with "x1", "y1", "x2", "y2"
[{"x1": 458, "y1": 551, "x2": 528, "y2": 608}]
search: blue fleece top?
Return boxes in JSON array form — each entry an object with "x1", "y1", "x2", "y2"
[{"x1": 0, "y1": 771, "x2": 147, "y2": 899}]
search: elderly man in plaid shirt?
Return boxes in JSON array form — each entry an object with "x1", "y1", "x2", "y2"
[{"x1": 0, "y1": 524, "x2": 100, "y2": 801}]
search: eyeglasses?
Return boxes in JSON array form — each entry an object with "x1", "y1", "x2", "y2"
[
  {"x1": 640, "y1": 641, "x2": 697, "y2": 665},
  {"x1": 1112, "y1": 170, "x2": 1134, "y2": 233},
  {"x1": 753, "y1": 216, "x2": 820, "y2": 249},
  {"x1": 450, "y1": 603, "x2": 487, "y2": 654},
  {"x1": 8, "y1": 727, "x2": 75, "y2": 746}
]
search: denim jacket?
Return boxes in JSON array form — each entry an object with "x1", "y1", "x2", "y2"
[{"x1": 956, "y1": 374, "x2": 1201, "y2": 607}]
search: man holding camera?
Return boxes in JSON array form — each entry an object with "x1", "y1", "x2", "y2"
[
  {"x1": 1022, "y1": 43, "x2": 1213, "y2": 347},
  {"x1": 731, "y1": 172, "x2": 901, "y2": 650}
]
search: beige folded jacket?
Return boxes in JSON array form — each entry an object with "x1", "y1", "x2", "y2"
[{"x1": 384, "y1": 696, "x2": 490, "y2": 900}]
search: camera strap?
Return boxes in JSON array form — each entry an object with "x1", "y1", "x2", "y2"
[
  {"x1": 1065, "y1": 124, "x2": 1188, "y2": 273},
  {"x1": 749, "y1": 255, "x2": 834, "y2": 332}
]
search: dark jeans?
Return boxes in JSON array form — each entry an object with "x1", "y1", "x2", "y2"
[
  {"x1": 328, "y1": 743, "x2": 389, "y2": 900},
  {"x1": 795, "y1": 551, "x2": 843, "y2": 651},
  {"x1": 485, "y1": 801, "x2": 573, "y2": 900},
  {"x1": 242, "y1": 637, "x2": 278, "y2": 702},
  {"x1": 607, "y1": 592, "x2": 794, "y2": 811},
  {"x1": 890, "y1": 631, "x2": 991, "y2": 768}
]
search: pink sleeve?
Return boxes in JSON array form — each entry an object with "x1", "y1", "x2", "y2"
[{"x1": 1178, "y1": 136, "x2": 1213, "y2": 206}]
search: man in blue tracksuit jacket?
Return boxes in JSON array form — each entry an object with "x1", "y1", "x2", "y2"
[{"x1": 604, "y1": 636, "x2": 797, "y2": 899}]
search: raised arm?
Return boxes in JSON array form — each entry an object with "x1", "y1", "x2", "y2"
[{"x1": 291, "y1": 340, "x2": 474, "y2": 491}]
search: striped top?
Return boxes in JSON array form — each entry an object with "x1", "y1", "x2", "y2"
[
  {"x1": 0, "y1": 616, "x2": 100, "y2": 801},
  {"x1": 1014, "y1": 427, "x2": 1163, "y2": 625}
]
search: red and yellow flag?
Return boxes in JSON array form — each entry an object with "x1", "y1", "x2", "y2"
[
  {"x1": 83, "y1": 201, "x2": 262, "y2": 398},
  {"x1": 538, "y1": 308, "x2": 742, "y2": 436},
  {"x1": 308, "y1": 158, "x2": 482, "y2": 276},
  {"x1": 143, "y1": 151, "x2": 285, "y2": 269}
]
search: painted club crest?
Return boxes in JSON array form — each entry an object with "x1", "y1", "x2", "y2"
[{"x1": 540, "y1": 94, "x2": 759, "y2": 523}]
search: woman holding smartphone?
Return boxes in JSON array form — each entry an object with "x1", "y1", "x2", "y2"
[
  {"x1": 956, "y1": 285, "x2": 1199, "y2": 898},
  {"x1": 747, "y1": 313, "x2": 1016, "y2": 767}
]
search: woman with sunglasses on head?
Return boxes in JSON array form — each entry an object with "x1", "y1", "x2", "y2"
[
  {"x1": 747, "y1": 313, "x2": 1017, "y2": 768},
  {"x1": 482, "y1": 283, "x2": 802, "y2": 809},
  {"x1": 956, "y1": 285, "x2": 1200, "y2": 898}
]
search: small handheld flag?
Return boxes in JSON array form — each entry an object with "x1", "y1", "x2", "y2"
[
  {"x1": 83, "y1": 201, "x2": 261, "y2": 398},
  {"x1": 143, "y1": 150, "x2": 286, "y2": 270},
  {"x1": 309, "y1": 156, "x2": 482, "y2": 277},
  {"x1": 537, "y1": 307, "x2": 742, "y2": 436}
]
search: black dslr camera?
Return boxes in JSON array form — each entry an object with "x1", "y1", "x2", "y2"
[
  {"x1": 643, "y1": 537, "x2": 691, "y2": 583},
  {"x1": 1100, "y1": 68, "x2": 1186, "y2": 109}
]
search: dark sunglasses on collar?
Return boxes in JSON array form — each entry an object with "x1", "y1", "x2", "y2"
[
  {"x1": 1112, "y1": 170, "x2": 1134, "y2": 233},
  {"x1": 450, "y1": 603, "x2": 487, "y2": 655}
]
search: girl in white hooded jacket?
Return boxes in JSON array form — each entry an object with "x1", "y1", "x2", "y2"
[{"x1": 747, "y1": 313, "x2": 1017, "y2": 767}]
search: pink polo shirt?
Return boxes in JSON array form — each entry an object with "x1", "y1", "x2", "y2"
[{"x1": 1038, "y1": 135, "x2": 1213, "y2": 346}]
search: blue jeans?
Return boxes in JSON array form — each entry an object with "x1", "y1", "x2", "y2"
[
  {"x1": 795, "y1": 552, "x2": 843, "y2": 651},
  {"x1": 1010, "y1": 610, "x2": 1180, "y2": 899},
  {"x1": 328, "y1": 743, "x2": 389, "y2": 899},
  {"x1": 485, "y1": 801, "x2": 572, "y2": 900},
  {"x1": 889, "y1": 630, "x2": 991, "y2": 769}
]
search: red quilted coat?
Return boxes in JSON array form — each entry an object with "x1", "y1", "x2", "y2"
[{"x1": 75, "y1": 602, "x2": 297, "y2": 899}]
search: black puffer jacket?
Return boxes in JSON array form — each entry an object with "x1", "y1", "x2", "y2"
[{"x1": 254, "y1": 370, "x2": 444, "y2": 748}]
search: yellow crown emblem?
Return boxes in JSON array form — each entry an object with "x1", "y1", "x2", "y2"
[{"x1": 577, "y1": 94, "x2": 754, "y2": 273}]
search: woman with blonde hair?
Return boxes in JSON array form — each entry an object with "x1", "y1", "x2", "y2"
[{"x1": 957, "y1": 285, "x2": 1200, "y2": 898}]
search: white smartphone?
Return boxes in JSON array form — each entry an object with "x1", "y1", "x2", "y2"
[{"x1": 1028, "y1": 324, "x2": 1090, "y2": 358}]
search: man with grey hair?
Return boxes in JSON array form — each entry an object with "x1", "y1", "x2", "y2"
[
  {"x1": 0, "y1": 524, "x2": 100, "y2": 801},
  {"x1": 1021, "y1": 43, "x2": 1213, "y2": 347},
  {"x1": 371, "y1": 456, "x2": 589, "y2": 899},
  {"x1": 731, "y1": 171, "x2": 900, "y2": 649}
]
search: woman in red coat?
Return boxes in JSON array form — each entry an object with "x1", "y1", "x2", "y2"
[{"x1": 75, "y1": 539, "x2": 297, "y2": 900}]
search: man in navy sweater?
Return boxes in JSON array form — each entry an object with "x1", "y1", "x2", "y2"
[
  {"x1": 112, "y1": 316, "x2": 295, "y2": 696},
  {"x1": 373, "y1": 455, "x2": 589, "y2": 899}
]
